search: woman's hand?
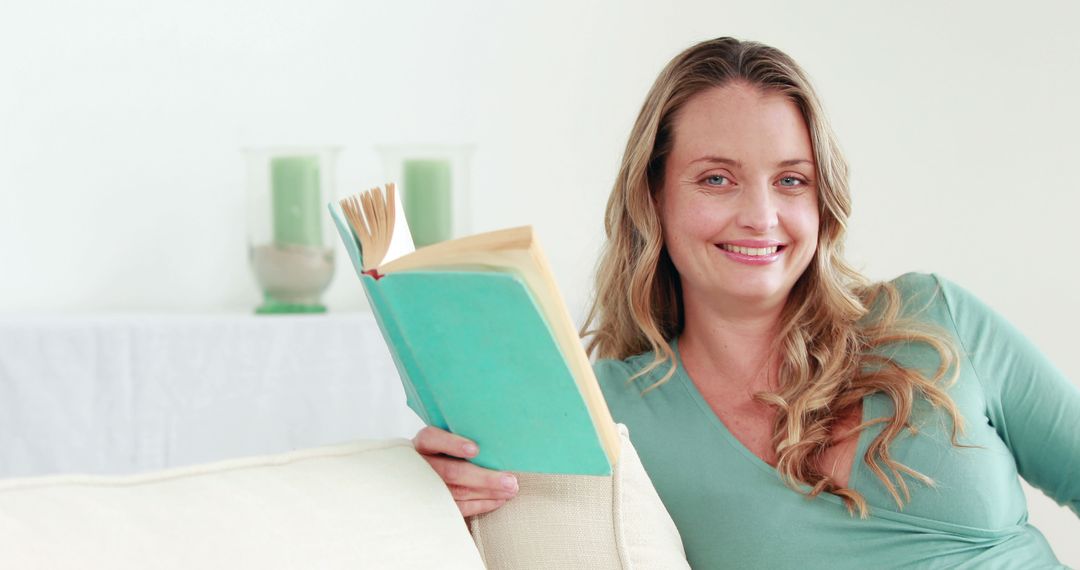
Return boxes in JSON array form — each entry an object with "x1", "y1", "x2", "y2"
[{"x1": 412, "y1": 426, "x2": 519, "y2": 517}]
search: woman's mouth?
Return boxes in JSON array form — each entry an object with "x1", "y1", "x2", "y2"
[
  {"x1": 718, "y1": 244, "x2": 784, "y2": 256},
  {"x1": 715, "y1": 243, "x2": 786, "y2": 265}
]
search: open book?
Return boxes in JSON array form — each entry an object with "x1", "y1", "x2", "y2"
[{"x1": 327, "y1": 185, "x2": 619, "y2": 475}]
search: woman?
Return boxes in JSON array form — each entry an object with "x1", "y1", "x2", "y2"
[{"x1": 413, "y1": 37, "x2": 1080, "y2": 568}]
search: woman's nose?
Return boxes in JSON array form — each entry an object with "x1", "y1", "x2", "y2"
[{"x1": 736, "y1": 183, "x2": 779, "y2": 232}]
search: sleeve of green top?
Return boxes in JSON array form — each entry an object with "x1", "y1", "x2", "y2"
[{"x1": 934, "y1": 273, "x2": 1080, "y2": 518}]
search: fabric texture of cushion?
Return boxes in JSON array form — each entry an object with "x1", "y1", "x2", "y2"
[
  {"x1": 468, "y1": 423, "x2": 690, "y2": 569},
  {"x1": 0, "y1": 439, "x2": 484, "y2": 569}
]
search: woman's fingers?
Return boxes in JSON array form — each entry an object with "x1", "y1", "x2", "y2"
[
  {"x1": 413, "y1": 425, "x2": 478, "y2": 459},
  {"x1": 412, "y1": 426, "x2": 518, "y2": 518},
  {"x1": 424, "y1": 455, "x2": 519, "y2": 496},
  {"x1": 446, "y1": 482, "x2": 517, "y2": 502},
  {"x1": 458, "y1": 498, "x2": 508, "y2": 518}
]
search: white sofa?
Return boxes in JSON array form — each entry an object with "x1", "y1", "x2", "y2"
[
  {"x1": 0, "y1": 426, "x2": 692, "y2": 569},
  {"x1": 0, "y1": 438, "x2": 486, "y2": 568},
  {"x1": 0, "y1": 315, "x2": 690, "y2": 569}
]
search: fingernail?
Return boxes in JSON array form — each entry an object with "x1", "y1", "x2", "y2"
[
  {"x1": 501, "y1": 475, "x2": 518, "y2": 491},
  {"x1": 462, "y1": 443, "x2": 478, "y2": 456}
]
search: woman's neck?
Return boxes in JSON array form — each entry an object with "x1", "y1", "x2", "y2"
[{"x1": 678, "y1": 293, "x2": 785, "y2": 394}]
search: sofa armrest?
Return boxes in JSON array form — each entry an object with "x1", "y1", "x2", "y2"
[{"x1": 0, "y1": 439, "x2": 484, "y2": 569}]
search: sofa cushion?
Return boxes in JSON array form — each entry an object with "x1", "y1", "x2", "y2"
[
  {"x1": 468, "y1": 423, "x2": 690, "y2": 569},
  {"x1": 0, "y1": 439, "x2": 483, "y2": 569}
]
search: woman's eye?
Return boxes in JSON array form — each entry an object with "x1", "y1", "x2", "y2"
[
  {"x1": 704, "y1": 175, "x2": 729, "y2": 186},
  {"x1": 778, "y1": 176, "x2": 805, "y2": 187}
]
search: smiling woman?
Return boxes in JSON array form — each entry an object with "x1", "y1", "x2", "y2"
[
  {"x1": 415, "y1": 36, "x2": 1080, "y2": 569},
  {"x1": 583, "y1": 37, "x2": 973, "y2": 519}
]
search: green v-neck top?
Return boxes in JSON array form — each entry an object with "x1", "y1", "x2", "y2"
[{"x1": 594, "y1": 273, "x2": 1079, "y2": 569}]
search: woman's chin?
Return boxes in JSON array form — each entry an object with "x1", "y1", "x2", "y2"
[{"x1": 712, "y1": 278, "x2": 796, "y2": 311}]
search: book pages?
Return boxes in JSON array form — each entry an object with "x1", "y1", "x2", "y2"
[{"x1": 383, "y1": 191, "x2": 415, "y2": 266}]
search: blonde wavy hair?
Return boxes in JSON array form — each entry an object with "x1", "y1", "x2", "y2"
[{"x1": 580, "y1": 37, "x2": 967, "y2": 517}]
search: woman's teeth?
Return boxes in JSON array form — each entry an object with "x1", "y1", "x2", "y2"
[{"x1": 719, "y1": 244, "x2": 780, "y2": 256}]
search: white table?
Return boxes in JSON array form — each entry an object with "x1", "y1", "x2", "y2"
[{"x1": 0, "y1": 313, "x2": 424, "y2": 478}]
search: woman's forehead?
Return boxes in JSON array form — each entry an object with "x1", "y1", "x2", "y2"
[{"x1": 670, "y1": 84, "x2": 813, "y2": 168}]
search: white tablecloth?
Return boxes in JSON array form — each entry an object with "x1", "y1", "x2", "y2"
[{"x1": 0, "y1": 313, "x2": 424, "y2": 478}]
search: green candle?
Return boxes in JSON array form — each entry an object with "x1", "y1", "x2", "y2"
[
  {"x1": 403, "y1": 158, "x2": 453, "y2": 247},
  {"x1": 271, "y1": 156, "x2": 322, "y2": 247}
]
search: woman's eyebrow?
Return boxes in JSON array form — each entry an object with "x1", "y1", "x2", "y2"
[
  {"x1": 687, "y1": 156, "x2": 814, "y2": 168},
  {"x1": 689, "y1": 156, "x2": 742, "y2": 167}
]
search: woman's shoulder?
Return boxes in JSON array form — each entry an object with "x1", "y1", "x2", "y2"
[
  {"x1": 593, "y1": 350, "x2": 663, "y2": 386},
  {"x1": 873, "y1": 272, "x2": 1008, "y2": 342},
  {"x1": 875, "y1": 271, "x2": 967, "y2": 322},
  {"x1": 887, "y1": 271, "x2": 947, "y2": 300},
  {"x1": 592, "y1": 348, "x2": 678, "y2": 400}
]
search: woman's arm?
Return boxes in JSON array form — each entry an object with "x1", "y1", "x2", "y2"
[{"x1": 935, "y1": 274, "x2": 1080, "y2": 518}]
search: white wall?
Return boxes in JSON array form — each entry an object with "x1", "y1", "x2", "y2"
[{"x1": 1, "y1": 0, "x2": 1077, "y2": 564}]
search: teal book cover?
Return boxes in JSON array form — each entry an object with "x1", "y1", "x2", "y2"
[{"x1": 328, "y1": 200, "x2": 613, "y2": 475}]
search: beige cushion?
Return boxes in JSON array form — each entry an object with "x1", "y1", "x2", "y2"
[
  {"x1": 0, "y1": 439, "x2": 484, "y2": 569},
  {"x1": 469, "y1": 423, "x2": 690, "y2": 569}
]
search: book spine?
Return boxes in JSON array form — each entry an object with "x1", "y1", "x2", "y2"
[{"x1": 361, "y1": 275, "x2": 446, "y2": 428}]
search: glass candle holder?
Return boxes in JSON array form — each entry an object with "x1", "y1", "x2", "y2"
[
  {"x1": 244, "y1": 146, "x2": 341, "y2": 314},
  {"x1": 376, "y1": 144, "x2": 473, "y2": 247}
]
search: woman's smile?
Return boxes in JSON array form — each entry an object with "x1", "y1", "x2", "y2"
[{"x1": 716, "y1": 240, "x2": 787, "y2": 265}]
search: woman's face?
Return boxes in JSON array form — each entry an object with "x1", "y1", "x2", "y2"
[{"x1": 658, "y1": 82, "x2": 820, "y2": 314}]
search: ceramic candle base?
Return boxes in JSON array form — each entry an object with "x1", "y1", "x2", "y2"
[{"x1": 249, "y1": 243, "x2": 334, "y2": 314}]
